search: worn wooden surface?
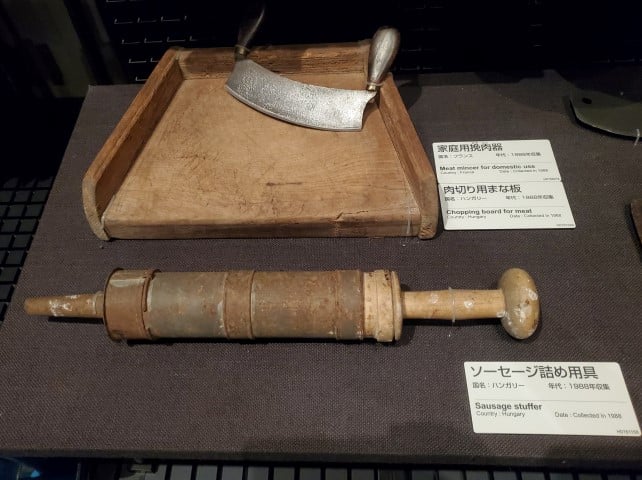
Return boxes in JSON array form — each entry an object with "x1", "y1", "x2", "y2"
[
  {"x1": 82, "y1": 44, "x2": 438, "y2": 239},
  {"x1": 177, "y1": 43, "x2": 369, "y2": 79},
  {"x1": 379, "y1": 76, "x2": 439, "y2": 238},
  {"x1": 82, "y1": 48, "x2": 183, "y2": 240}
]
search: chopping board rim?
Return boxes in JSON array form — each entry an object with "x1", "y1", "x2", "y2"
[{"x1": 82, "y1": 42, "x2": 439, "y2": 240}]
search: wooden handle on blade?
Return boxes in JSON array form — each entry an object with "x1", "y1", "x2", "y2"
[
  {"x1": 367, "y1": 27, "x2": 400, "y2": 92},
  {"x1": 235, "y1": 1, "x2": 265, "y2": 59}
]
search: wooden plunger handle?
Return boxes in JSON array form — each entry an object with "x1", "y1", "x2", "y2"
[
  {"x1": 23, "y1": 268, "x2": 539, "y2": 341},
  {"x1": 402, "y1": 268, "x2": 539, "y2": 339},
  {"x1": 402, "y1": 290, "x2": 506, "y2": 320}
]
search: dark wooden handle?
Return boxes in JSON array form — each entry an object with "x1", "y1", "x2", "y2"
[{"x1": 235, "y1": 2, "x2": 265, "y2": 59}]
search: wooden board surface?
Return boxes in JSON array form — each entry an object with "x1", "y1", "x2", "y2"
[
  {"x1": 104, "y1": 72, "x2": 419, "y2": 238},
  {"x1": 84, "y1": 45, "x2": 438, "y2": 239}
]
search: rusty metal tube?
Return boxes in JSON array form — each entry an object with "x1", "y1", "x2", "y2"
[{"x1": 97, "y1": 269, "x2": 402, "y2": 342}]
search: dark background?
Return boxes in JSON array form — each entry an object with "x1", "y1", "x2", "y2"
[
  {"x1": 2, "y1": 0, "x2": 641, "y2": 222},
  {"x1": 0, "y1": 1, "x2": 640, "y2": 478},
  {"x1": 3, "y1": 0, "x2": 642, "y2": 95},
  {"x1": 3, "y1": 0, "x2": 642, "y2": 181}
]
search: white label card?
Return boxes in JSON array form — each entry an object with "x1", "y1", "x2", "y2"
[
  {"x1": 433, "y1": 139, "x2": 561, "y2": 183},
  {"x1": 439, "y1": 181, "x2": 575, "y2": 229},
  {"x1": 432, "y1": 139, "x2": 575, "y2": 230},
  {"x1": 464, "y1": 362, "x2": 641, "y2": 436}
]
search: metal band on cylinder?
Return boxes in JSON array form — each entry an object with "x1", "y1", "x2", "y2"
[
  {"x1": 102, "y1": 270, "x2": 402, "y2": 342},
  {"x1": 103, "y1": 269, "x2": 156, "y2": 341}
]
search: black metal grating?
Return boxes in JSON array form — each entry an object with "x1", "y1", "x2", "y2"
[
  {"x1": 4, "y1": 458, "x2": 642, "y2": 480},
  {"x1": 94, "y1": 1, "x2": 240, "y2": 83},
  {"x1": 0, "y1": 176, "x2": 54, "y2": 322},
  {"x1": 0, "y1": 98, "x2": 81, "y2": 324},
  {"x1": 78, "y1": 461, "x2": 642, "y2": 480},
  {"x1": 94, "y1": 0, "x2": 642, "y2": 83}
]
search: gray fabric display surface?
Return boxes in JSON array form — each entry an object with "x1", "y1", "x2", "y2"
[{"x1": 0, "y1": 68, "x2": 640, "y2": 467}]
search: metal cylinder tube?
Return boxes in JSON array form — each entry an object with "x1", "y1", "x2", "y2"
[{"x1": 100, "y1": 269, "x2": 403, "y2": 342}]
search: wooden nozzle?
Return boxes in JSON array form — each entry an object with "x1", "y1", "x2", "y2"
[
  {"x1": 23, "y1": 292, "x2": 104, "y2": 319},
  {"x1": 400, "y1": 268, "x2": 539, "y2": 339}
]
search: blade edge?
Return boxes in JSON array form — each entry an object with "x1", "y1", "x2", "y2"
[{"x1": 225, "y1": 60, "x2": 376, "y2": 131}]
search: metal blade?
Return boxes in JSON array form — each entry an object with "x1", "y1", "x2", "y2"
[
  {"x1": 225, "y1": 59, "x2": 376, "y2": 131},
  {"x1": 570, "y1": 90, "x2": 642, "y2": 138}
]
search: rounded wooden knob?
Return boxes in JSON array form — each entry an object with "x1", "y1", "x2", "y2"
[{"x1": 498, "y1": 268, "x2": 540, "y2": 339}]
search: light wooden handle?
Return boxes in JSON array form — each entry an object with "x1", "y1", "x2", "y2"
[
  {"x1": 401, "y1": 268, "x2": 539, "y2": 339},
  {"x1": 402, "y1": 289, "x2": 506, "y2": 320}
]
